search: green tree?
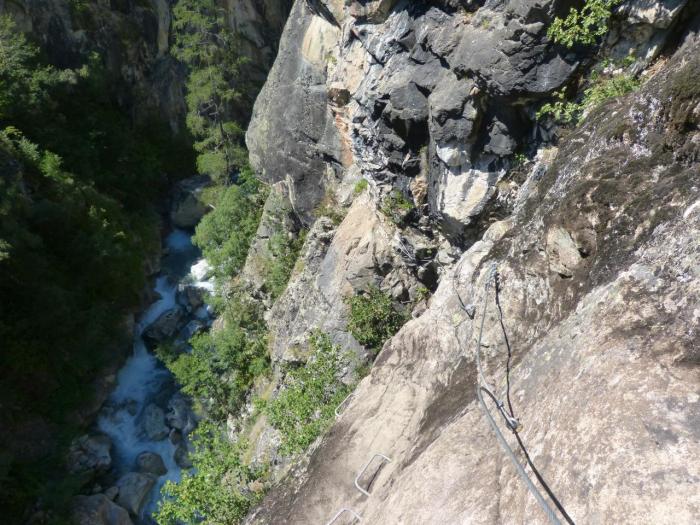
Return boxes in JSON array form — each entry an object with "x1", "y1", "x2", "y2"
[
  {"x1": 192, "y1": 165, "x2": 267, "y2": 278},
  {"x1": 172, "y1": 0, "x2": 250, "y2": 181}
]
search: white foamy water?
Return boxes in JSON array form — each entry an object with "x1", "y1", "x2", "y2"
[{"x1": 96, "y1": 229, "x2": 213, "y2": 522}]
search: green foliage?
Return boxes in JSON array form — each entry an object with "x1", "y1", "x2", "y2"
[
  {"x1": 346, "y1": 286, "x2": 408, "y2": 352},
  {"x1": 193, "y1": 166, "x2": 267, "y2": 279},
  {"x1": 264, "y1": 332, "x2": 351, "y2": 454},
  {"x1": 547, "y1": 0, "x2": 622, "y2": 48},
  {"x1": 0, "y1": 16, "x2": 194, "y2": 520},
  {"x1": 156, "y1": 422, "x2": 264, "y2": 525},
  {"x1": 161, "y1": 291, "x2": 269, "y2": 420},
  {"x1": 172, "y1": 0, "x2": 251, "y2": 181},
  {"x1": 263, "y1": 229, "x2": 307, "y2": 300},
  {"x1": 537, "y1": 72, "x2": 640, "y2": 124},
  {"x1": 381, "y1": 189, "x2": 414, "y2": 225},
  {"x1": 353, "y1": 178, "x2": 368, "y2": 196}
]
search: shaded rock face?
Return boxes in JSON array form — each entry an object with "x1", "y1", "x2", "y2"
[
  {"x1": 136, "y1": 451, "x2": 167, "y2": 476},
  {"x1": 141, "y1": 307, "x2": 186, "y2": 349},
  {"x1": 170, "y1": 175, "x2": 211, "y2": 229},
  {"x1": 244, "y1": 5, "x2": 700, "y2": 524}
]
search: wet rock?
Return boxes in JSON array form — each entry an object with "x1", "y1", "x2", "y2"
[
  {"x1": 166, "y1": 394, "x2": 194, "y2": 433},
  {"x1": 141, "y1": 404, "x2": 169, "y2": 441},
  {"x1": 170, "y1": 175, "x2": 210, "y2": 229},
  {"x1": 142, "y1": 307, "x2": 186, "y2": 348},
  {"x1": 66, "y1": 433, "x2": 112, "y2": 477},
  {"x1": 174, "y1": 444, "x2": 193, "y2": 469},
  {"x1": 176, "y1": 283, "x2": 205, "y2": 312},
  {"x1": 169, "y1": 429, "x2": 183, "y2": 445},
  {"x1": 115, "y1": 472, "x2": 156, "y2": 516},
  {"x1": 72, "y1": 494, "x2": 133, "y2": 525},
  {"x1": 136, "y1": 451, "x2": 167, "y2": 476},
  {"x1": 178, "y1": 319, "x2": 205, "y2": 342}
]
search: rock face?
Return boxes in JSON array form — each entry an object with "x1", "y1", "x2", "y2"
[
  {"x1": 72, "y1": 494, "x2": 133, "y2": 525},
  {"x1": 242, "y1": 0, "x2": 700, "y2": 523}
]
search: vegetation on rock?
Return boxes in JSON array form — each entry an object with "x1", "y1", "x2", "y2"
[
  {"x1": 347, "y1": 286, "x2": 409, "y2": 352},
  {"x1": 264, "y1": 332, "x2": 353, "y2": 454},
  {"x1": 548, "y1": 0, "x2": 622, "y2": 48}
]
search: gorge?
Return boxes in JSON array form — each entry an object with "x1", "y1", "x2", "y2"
[{"x1": 0, "y1": 1, "x2": 699, "y2": 524}]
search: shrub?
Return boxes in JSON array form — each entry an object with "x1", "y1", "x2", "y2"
[
  {"x1": 264, "y1": 332, "x2": 351, "y2": 454},
  {"x1": 547, "y1": 0, "x2": 622, "y2": 48},
  {"x1": 346, "y1": 286, "x2": 408, "y2": 352},
  {"x1": 263, "y1": 229, "x2": 307, "y2": 300},
  {"x1": 380, "y1": 189, "x2": 414, "y2": 225},
  {"x1": 156, "y1": 422, "x2": 264, "y2": 525},
  {"x1": 353, "y1": 178, "x2": 368, "y2": 196},
  {"x1": 161, "y1": 291, "x2": 269, "y2": 420},
  {"x1": 537, "y1": 72, "x2": 640, "y2": 124}
]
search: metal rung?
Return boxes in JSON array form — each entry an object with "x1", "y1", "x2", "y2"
[
  {"x1": 335, "y1": 392, "x2": 355, "y2": 417},
  {"x1": 325, "y1": 507, "x2": 362, "y2": 525},
  {"x1": 354, "y1": 453, "x2": 392, "y2": 497}
]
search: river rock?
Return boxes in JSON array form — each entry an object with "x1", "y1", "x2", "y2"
[
  {"x1": 141, "y1": 307, "x2": 186, "y2": 348},
  {"x1": 141, "y1": 404, "x2": 169, "y2": 441},
  {"x1": 170, "y1": 175, "x2": 210, "y2": 229},
  {"x1": 166, "y1": 394, "x2": 194, "y2": 432},
  {"x1": 66, "y1": 433, "x2": 112, "y2": 477},
  {"x1": 176, "y1": 283, "x2": 205, "y2": 312},
  {"x1": 174, "y1": 444, "x2": 193, "y2": 469},
  {"x1": 136, "y1": 451, "x2": 167, "y2": 476},
  {"x1": 115, "y1": 472, "x2": 156, "y2": 516},
  {"x1": 72, "y1": 494, "x2": 133, "y2": 525}
]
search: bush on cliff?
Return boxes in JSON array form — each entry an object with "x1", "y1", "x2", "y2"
[
  {"x1": 264, "y1": 332, "x2": 352, "y2": 454},
  {"x1": 346, "y1": 286, "x2": 409, "y2": 352}
]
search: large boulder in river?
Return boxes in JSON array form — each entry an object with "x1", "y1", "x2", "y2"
[
  {"x1": 170, "y1": 175, "x2": 210, "y2": 229},
  {"x1": 141, "y1": 307, "x2": 185, "y2": 348},
  {"x1": 176, "y1": 283, "x2": 205, "y2": 312},
  {"x1": 115, "y1": 472, "x2": 156, "y2": 516},
  {"x1": 136, "y1": 451, "x2": 167, "y2": 476},
  {"x1": 66, "y1": 433, "x2": 112, "y2": 478},
  {"x1": 141, "y1": 404, "x2": 169, "y2": 441},
  {"x1": 72, "y1": 494, "x2": 133, "y2": 525}
]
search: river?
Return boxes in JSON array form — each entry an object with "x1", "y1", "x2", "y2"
[{"x1": 96, "y1": 228, "x2": 214, "y2": 523}]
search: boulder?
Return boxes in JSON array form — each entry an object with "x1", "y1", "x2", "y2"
[
  {"x1": 136, "y1": 451, "x2": 167, "y2": 476},
  {"x1": 66, "y1": 434, "x2": 112, "y2": 477},
  {"x1": 115, "y1": 472, "x2": 156, "y2": 516},
  {"x1": 141, "y1": 404, "x2": 169, "y2": 441},
  {"x1": 166, "y1": 394, "x2": 194, "y2": 433},
  {"x1": 72, "y1": 494, "x2": 133, "y2": 525},
  {"x1": 141, "y1": 307, "x2": 185, "y2": 348},
  {"x1": 170, "y1": 175, "x2": 210, "y2": 229},
  {"x1": 176, "y1": 283, "x2": 205, "y2": 312}
]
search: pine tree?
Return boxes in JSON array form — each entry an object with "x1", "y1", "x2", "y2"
[{"x1": 172, "y1": 0, "x2": 249, "y2": 182}]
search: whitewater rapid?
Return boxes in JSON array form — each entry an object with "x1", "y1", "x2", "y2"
[{"x1": 97, "y1": 228, "x2": 214, "y2": 522}]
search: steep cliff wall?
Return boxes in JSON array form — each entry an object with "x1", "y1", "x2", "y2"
[{"x1": 243, "y1": 0, "x2": 699, "y2": 523}]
